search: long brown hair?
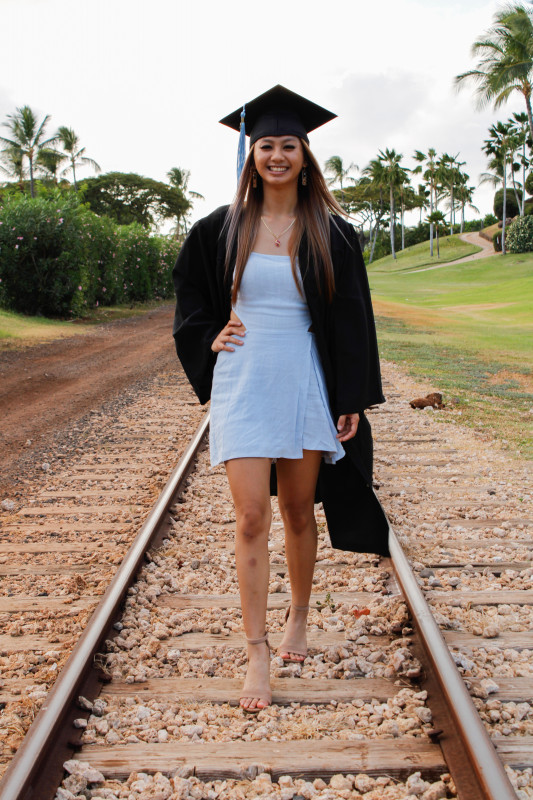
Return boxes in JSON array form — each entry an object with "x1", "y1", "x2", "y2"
[{"x1": 223, "y1": 139, "x2": 347, "y2": 304}]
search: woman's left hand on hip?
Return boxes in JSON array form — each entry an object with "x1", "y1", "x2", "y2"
[{"x1": 336, "y1": 413, "x2": 359, "y2": 441}]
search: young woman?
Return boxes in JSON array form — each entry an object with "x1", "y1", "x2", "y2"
[{"x1": 173, "y1": 86, "x2": 388, "y2": 713}]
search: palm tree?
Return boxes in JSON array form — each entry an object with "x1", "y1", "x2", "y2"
[
  {"x1": 454, "y1": 3, "x2": 533, "y2": 141},
  {"x1": 361, "y1": 158, "x2": 388, "y2": 263},
  {"x1": 426, "y1": 210, "x2": 447, "y2": 258},
  {"x1": 509, "y1": 111, "x2": 532, "y2": 215},
  {"x1": 454, "y1": 176, "x2": 480, "y2": 232},
  {"x1": 0, "y1": 105, "x2": 57, "y2": 197},
  {"x1": 413, "y1": 148, "x2": 438, "y2": 255},
  {"x1": 0, "y1": 144, "x2": 26, "y2": 189},
  {"x1": 377, "y1": 148, "x2": 405, "y2": 260},
  {"x1": 324, "y1": 155, "x2": 357, "y2": 207},
  {"x1": 36, "y1": 148, "x2": 67, "y2": 183},
  {"x1": 167, "y1": 167, "x2": 204, "y2": 237},
  {"x1": 56, "y1": 126, "x2": 101, "y2": 190},
  {"x1": 483, "y1": 120, "x2": 516, "y2": 254},
  {"x1": 436, "y1": 153, "x2": 466, "y2": 234}
]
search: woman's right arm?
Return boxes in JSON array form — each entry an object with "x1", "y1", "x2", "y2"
[{"x1": 211, "y1": 311, "x2": 246, "y2": 352}]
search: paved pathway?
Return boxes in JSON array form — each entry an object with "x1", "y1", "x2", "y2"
[{"x1": 409, "y1": 231, "x2": 496, "y2": 273}]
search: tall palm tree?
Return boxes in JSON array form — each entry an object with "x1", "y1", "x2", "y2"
[
  {"x1": 413, "y1": 148, "x2": 438, "y2": 255},
  {"x1": 436, "y1": 153, "x2": 466, "y2": 234},
  {"x1": 324, "y1": 155, "x2": 357, "y2": 207},
  {"x1": 377, "y1": 148, "x2": 405, "y2": 260},
  {"x1": 36, "y1": 147, "x2": 67, "y2": 183},
  {"x1": 56, "y1": 126, "x2": 101, "y2": 190},
  {"x1": 483, "y1": 120, "x2": 516, "y2": 254},
  {"x1": 455, "y1": 3, "x2": 533, "y2": 140},
  {"x1": 361, "y1": 158, "x2": 388, "y2": 263},
  {"x1": 426, "y1": 210, "x2": 447, "y2": 258},
  {"x1": 509, "y1": 110, "x2": 532, "y2": 215},
  {"x1": 0, "y1": 144, "x2": 26, "y2": 189},
  {"x1": 454, "y1": 178, "x2": 480, "y2": 233},
  {"x1": 167, "y1": 167, "x2": 204, "y2": 237},
  {"x1": 0, "y1": 106, "x2": 57, "y2": 197}
]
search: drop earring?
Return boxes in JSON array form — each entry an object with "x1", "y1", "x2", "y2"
[
  {"x1": 301, "y1": 168, "x2": 307, "y2": 186},
  {"x1": 252, "y1": 169, "x2": 258, "y2": 188}
]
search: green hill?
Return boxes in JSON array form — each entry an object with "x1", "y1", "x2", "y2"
[{"x1": 368, "y1": 234, "x2": 480, "y2": 273}]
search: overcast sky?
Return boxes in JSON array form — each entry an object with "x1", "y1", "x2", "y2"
[{"x1": 0, "y1": 0, "x2": 526, "y2": 227}]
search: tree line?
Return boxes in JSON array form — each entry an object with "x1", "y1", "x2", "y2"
[
  {"x1": 0, "y1": 106, "x2": 203, "y2": 238},
  {"x1": 325, "y1": 1, "x2": 533, "y2": 260}
]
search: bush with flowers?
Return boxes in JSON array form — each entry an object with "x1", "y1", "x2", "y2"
[{"x1": 0, "y1": 190, "x2": 179, "y2": 317}]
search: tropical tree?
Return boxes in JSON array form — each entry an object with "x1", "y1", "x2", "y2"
[
  {"x1": 509, "y1": 110, "x2": 532, "y2": 215},
  {"x1": 377, "y1": 148, "x2": 407, "y2": 260},
  {"x1": 0, "y1": 144, "x2": 26, "y2": 189},
  {"x1": 436, "y1": 152, "x2": 466, "y2": 234},
  {"x1": 56, "y1": 126, "x2": 101, "y2": 190},
  {"x1": 412, "y1": 148, "x2": 439, "y2": 255},
  {"x1": 483, "y1": 120, "x2": 517, "y2": 253},
  {"x1": 81, "y1": 172, "x2": 190, "y2": 229},
  {"x1": 426, "y1": 210, "x2": 447, "y2": 257},
  {"x1": 454, "y1": 3, "x2": 533, "y2": 141},
  {"x1": 36, "y1": 148, "x2": 66, "y2": 183},
  {"x1": 361, "y1": 158, "x2": 388, "y2": 263},
  {"x1": 167, "y1": 167, "x2": 204, "y2": 236},
  {"x1": 324, "y1": 155, "x2": 357, "y2": 207},
  {"x1": 454, "y1": 176, "x2": 480, "y2": 232},
  {"x1": 0, "y1": 105, "x2": 57, "y2": 197}
]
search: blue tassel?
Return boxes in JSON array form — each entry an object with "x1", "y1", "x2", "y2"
[{"x1": 236, "y1": 104, "x2": 246, "y2": 183}]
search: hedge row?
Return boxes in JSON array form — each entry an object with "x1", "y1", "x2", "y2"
[{"x1": 0, "y1": 192, "x2": 179, "y2": 317}]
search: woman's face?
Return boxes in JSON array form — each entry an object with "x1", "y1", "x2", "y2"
[{"x1": 253, "y1": 135, "x2": 306, "y2": 187}]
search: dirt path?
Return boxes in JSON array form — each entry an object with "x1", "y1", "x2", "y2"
[
  {"x1": 0, "y1": 304, "x2": 179, "y2": 490},
  {"x1": 408, "y1": 231, "x2": 496, "y2": 273}
]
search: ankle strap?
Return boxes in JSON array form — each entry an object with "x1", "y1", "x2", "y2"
[
  {"x1": 247, "y1": 633, "x2": 268, "y2": 645},
  {"x1": 291, "y1": 604, "x2": 310, "y2": 612}
]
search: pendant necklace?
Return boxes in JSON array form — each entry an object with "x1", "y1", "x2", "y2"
[{"x1": 260, "y1": 216, "x2": 296, "y2": 247}]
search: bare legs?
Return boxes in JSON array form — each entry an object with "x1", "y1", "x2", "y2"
[
  {"x1": 277, "y1": 450, "x2": 322, "y2": 661},
  {"x1": 225, "y1": 458, "x2": 272, "y2": 711},
  {"x1": 225, "y1": 451, "x2": 322, "y2": 709}
]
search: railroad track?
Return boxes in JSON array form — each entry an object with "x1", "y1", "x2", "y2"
[{"x1": 0, "y1": 369, "x2": 531, "y2": 799}]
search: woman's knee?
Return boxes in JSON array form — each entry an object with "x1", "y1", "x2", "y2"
[
  {"x1": 236, "y1": 504, "x2": 270, "y2": 541},
  {"x1": 279, "y1": 499, "x2": 315, "y2": 535}
]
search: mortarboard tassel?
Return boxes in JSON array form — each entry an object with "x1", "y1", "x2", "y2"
[{"x1": 236, "y1": 104, "x2": 246, "y2": 183}]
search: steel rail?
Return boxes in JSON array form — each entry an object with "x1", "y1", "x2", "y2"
[
  {"x1": 387, "y1": 517, "x2": 517, "y2": 800},
  {"x1": 0, "y1": 413, "x2": 210, "y2": 800}
]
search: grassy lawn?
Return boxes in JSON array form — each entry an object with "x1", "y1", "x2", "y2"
[
  {"x1": 369, "y1": 248, "x2": 533, "y2": 459},
  {"x1": 369, "y1": 234, "x2": 480, "y2": 273},
  {"x1": 0, "y1": 300, "x2": 171, "y2": 350}
]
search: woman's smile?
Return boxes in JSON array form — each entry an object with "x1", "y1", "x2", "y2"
[{"x1": 254, "y1": 135, "x2": 305, "y2": 184}]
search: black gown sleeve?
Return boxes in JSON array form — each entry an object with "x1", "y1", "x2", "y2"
[
  {"x1": 330, "y1": 221, "x2": 385, "y2": 415},
  {"x1": 172, "y1": 220, "x2": 221, "y2": 405}
]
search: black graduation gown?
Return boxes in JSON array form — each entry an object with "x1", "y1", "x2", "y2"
[{"x1": 172, "y1": 205, "x2": 390, "y2": 557}]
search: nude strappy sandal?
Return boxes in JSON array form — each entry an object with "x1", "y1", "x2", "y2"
[
  {"x1": 240, "y1": 633, "x2": 272, "y2": 714},
  {"x1": 278, "y1": 604, "x2": 309, "y2": 662}
]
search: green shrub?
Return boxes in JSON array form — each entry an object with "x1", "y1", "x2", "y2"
[
  {"x1": 507, "y1": 215, "x2": 533, "y2": 253},
  {"x1": 0, "y1": 193, "x2": 93, "y2": 316},
  {"x1": 494, "y1": 188, "x2": 522, "y2": 220},
  {"x1": 493, "y1": 231, "x2": 503, "y2": 252},
  {"x1": 0, "y1": 191, "x2": 180, "y2": 317}
]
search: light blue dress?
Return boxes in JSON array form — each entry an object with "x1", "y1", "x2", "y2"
[{"x1": 209, "y1": 252, "x2": 345, "y2": 467}]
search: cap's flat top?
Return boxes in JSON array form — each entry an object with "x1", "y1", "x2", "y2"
[{"x1": 219, "y1": 84, "x2": 336, "y2": 137}]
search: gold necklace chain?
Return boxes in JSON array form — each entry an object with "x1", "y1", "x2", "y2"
[{"x1": 260, "y1": 216, "x2": 296, "y2": 247}]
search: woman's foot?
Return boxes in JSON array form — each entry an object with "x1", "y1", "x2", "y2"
[
  {"x1": 240, "y1": 634, "x2": 272, "y2": 713},
  {"x1": 278, "y1": 604, "x2": 309, "y2": 662}
]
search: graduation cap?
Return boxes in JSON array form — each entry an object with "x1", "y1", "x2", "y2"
[{"x1": 220, "y1": 85, "x2": 337, "y2": 180}]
